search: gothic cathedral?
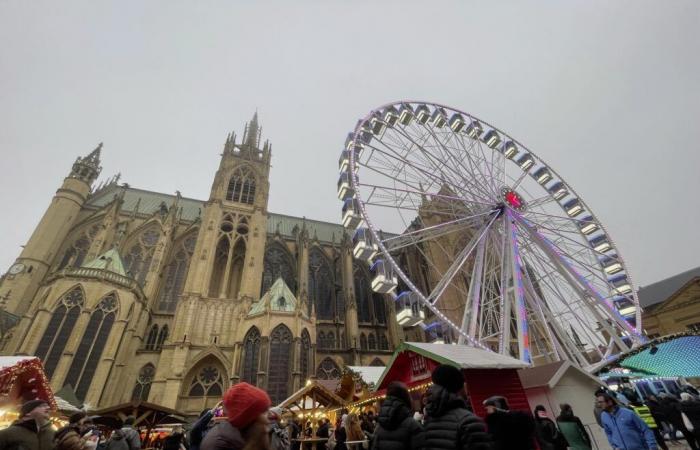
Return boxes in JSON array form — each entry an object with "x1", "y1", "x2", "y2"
[{"x1": 0, "y1": 114, "x2": 409, "y2": 415}]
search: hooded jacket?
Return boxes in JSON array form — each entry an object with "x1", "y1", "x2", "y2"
[
  {"x1": 106, "y1": 430, "x2": 129, "y2": 450},
  {"x1": 423, "y1": 385, "x2": 491, "y2": 450},
  {"x1": 485, "y1": 409, "x2": 536, "y2": 450},
  {"x1": 370, "y1": 395, "x2": 424, "y2": 450},
  {"x1": 600, "y1": 406, "x2": 657, "y2": 450},
  {"x1": 0, "y1": 418, "x2": 55, "y2": 450},
  {"x1": 200, "y1": 421, "x2": 245, "y2": 450}
]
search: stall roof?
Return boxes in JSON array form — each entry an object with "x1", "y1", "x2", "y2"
[
  {"x1": 93, "y1": 401, "x2": 185, "y2": 428},
  {"x1": 0, "y1": 356, "x2": 57, "y2": 409},
  {"x1": 277, "y1": 380, "x2": 346, "y2": 412},
  {"x1": 347, "y1": 366, "x2": 385, "y2": 387},
  {"x1": 518, "y1": 361, "x2": 603, "y2": 390},
  {"x1": 376, "y1": 342, "x2": 529, "y2": 390}
]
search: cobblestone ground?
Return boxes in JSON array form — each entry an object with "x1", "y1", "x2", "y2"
[{"x1": 668, "y1": 440, "x2": 693, "y2": 449}]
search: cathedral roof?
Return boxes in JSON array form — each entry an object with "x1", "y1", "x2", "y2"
[
  {"x1": 86, "y1": 184, "x2": 348, "y2": 243},
  {"x1": 249, "y1": 277, "x2": 301, "y2": 316},
  {"x1": 81, "y1": 248, "x2": 127, "y2": 276}
]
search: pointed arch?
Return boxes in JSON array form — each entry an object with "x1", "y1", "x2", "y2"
[
  {"x1": 226, "y1": 166, "x2": 257, "y2": 204},
  {"x1": 123, "y1": 224, "x2": 161, "y2": 286},
  {"x1": 334, "y1": 257, "x2": 345, "y2": 322},
  {"x1": 368, "y1": 332, "x2": 376, "y2": 350},
  {"x1": 309, "y1": 247, "x2": 334, "y2": 320},
  {"x1": 373, "y1": 293, "x2": 387, "y2": 325},
  {"x1": 157, "y1": 232, "x2": 197, "y2": 312},
  {"x1": 317, "y1": 331, "x2": 326, "y2": 349},
  {"x1": 131, "y1": 364, "x2": 155, "y2": 401},
  {"x1": 369, "y1": 358, "x2": 385, "y2": 367},
  {"x1": 353, "y1": 263, "x2": 372, "y2": 323},
  {"x1": 379, "y1": 333, "x2": 389, "y2": 350},
  {"x1": 316, "y1": 357, "x2": 341, "y2": 380},
  {"x1": 268, "y1": 324, "x2": 293, "y2": 404},
  {"x1": 327, "y1": 330, "x2": 336, "y2": 349},
  {"x1": 57, "y1": 224, "x2": 100, "y2": 270},
  {"x1": 209, "y1": 236, "x2": 230, "y2": 297},
  {"x1": 35, "y1": 285, "x2": 85, "y2": 378},
  {"x1": 261, "y1": 241, "x2": 297, "y2": 296},
  {"x1": 183, "y1": 356, "x2": 227, "y2": 405},
  {"x1": 300, "y1": 329, "x2": 311, "y2": 382},
  {"x1": 156, "y1": 325, "x2": 169, "y2": 350},
  {"x1": 227, "y1": 238, "x2": 246, "y2": 299},
  {"x1": 65, "y1": 292, "x2": 119, "y2": 401},
  {"x1": 241, "y1": 327, "x2": 261, "y2": 385},
  {"x1": 145, "y1": 324, "x2": 159, "y2": 350}
]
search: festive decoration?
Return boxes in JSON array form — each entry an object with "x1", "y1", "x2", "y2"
[{"x1": 0, "y1": 357, "x2": 56, "y2": 410}]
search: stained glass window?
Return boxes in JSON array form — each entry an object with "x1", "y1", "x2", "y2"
[
  {"x1": 373, "y1": 294, "x2": 387, "y2": 325},
  {"x1": 226, "y1": 167, "x2": 257, "y2": 204},
  {"x1": 35, "y1": 286, "x2": 84, "y2": 377},
  {"x1": 157, "y1": 235, "x2": 196, "y2": 312},
  {"x1": 261, "y1": 243, "x2": 297, "y2": 296},
  {"x1": 145, "y1": 324, "x2": 159, "y2": 350},
  {"x1": 327, "y1": 331, "x2": 336, "y2": 349},
  {"x1": 156, "y1": 325, "x2": 168, "y2": 350},
  {"x1": 65, "y1": 293, "x2": 118, "y2": 401},
  {"x1": 360, "y1": 333, "x2": 367, "y2": 350},
  {"x1": 317, "y1": 331, "x2": 326, "y2": 349},
  {"x1": 57, "y1": 225, "x2": 98, "y2": 270},
  {"x1": 123, "y1": 228, "x2": 161, "y2": 286},
  {"x1": 316, "y1": 357, "x2": 341, "y2": 380},
  {"x1": 309, "y1": 248, "x2": 334, "y2": 320},
  {"x1": 368, "y1": 333, "x2": 376, "y2": 350},
  {"x1": 268, "y1": 324, "x2": 292, "y2": 404},
  {"x1": 132, "y1": 364, "x2": 155, "y2": 401},
  {"x1": 209, "y1": 237, "x2": 230, "y2": 297},
  {"x1": 353, "y1": 264, "x2": 372, "y2": 323},
  {"x1": 379, "y1": 334, "x2": 389, "y2": 350},
  {"x1": 242, "y1": 327, "x2": 261, "y2": 385},
  {"x1": 188, "y1": 365, "x2": 224, "y2": 397},
  {"x1": 300, "y1": 329, "x2": 311, "y2": 381}
]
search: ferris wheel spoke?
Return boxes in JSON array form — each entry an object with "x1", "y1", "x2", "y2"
[{"x1": 382, "y1": 211, "x2": 493, "y2": 245}]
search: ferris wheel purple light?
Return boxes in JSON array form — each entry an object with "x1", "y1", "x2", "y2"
[{"x1": 337, "y1": 101, "x2": 644, "y2": 369}]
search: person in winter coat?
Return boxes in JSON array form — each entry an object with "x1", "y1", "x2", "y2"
[
  {"x1": 334, "y1": 416, "x2": 348, "y2": 450},
  {"x1": 54, "y1": 412, "x2": 99, "y2": 450},
  {"x1": 370, "y1": 382, "x2": 424, "y2": 450},
  {"x1": 659, "y1": 393, "x2": 698, "y2": 449},
  {"x1": 105, "y1": 429, "x2": 130, "y2": 450},
  {"x1": 534, "y1": 405, "x2": 567, "y2": 450},
  {"x1": 119, "y1": 417, "x2": 142, "y2": 450},
  {"x1": 0, "y1": 399, "x2": 55, "y2": 450},
  {"x1": 556, "y1": 404, "x2": 591, "y2": 450},
  {"x1": 483, "y1": 395, "x2": 535, "y2": 450},
  {"x1": 597, "y1": 393, "x2": 657, "y2": 450},
  {"x1": 163, "y1": 428, "x2": 186, "y2": 450},
  {"x1": 200, "y1": 382, "x2": 272, "y2": 450},
  {"x1": 268, "y1": 407, "x2": 290, "y2": 450},
  {"x1": 423, "y1": 365, "x2": 491, "y2": 450},
  {"x1": 189, "y1": 403, "x2": 220, "y2": 450},
  {"x1": 681, "y1": 392, "x2": 700, "y2": 442}
]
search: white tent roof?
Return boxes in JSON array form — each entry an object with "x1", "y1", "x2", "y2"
[
  {"x1": 0, "y1": 356, "x2": 38, "y2": 371},
  {"x1": 404, "y1": 342, "x2": 530, "y2": 369},
  {"x1": 347, "y1": 366, "x2": 385, "y2": 386}
]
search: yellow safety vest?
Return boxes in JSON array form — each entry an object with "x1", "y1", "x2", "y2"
[{"x1": 632, "y1": 405, "x2": 657, "y2": 429}]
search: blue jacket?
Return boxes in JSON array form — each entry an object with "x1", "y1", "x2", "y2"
[{"x1": 601, "y1": 406, "x2": 657, "y2": 450}]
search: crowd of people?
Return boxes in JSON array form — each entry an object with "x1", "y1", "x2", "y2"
[{"x1": 2, "y1": 366, "x2": 700, "y2": 450}]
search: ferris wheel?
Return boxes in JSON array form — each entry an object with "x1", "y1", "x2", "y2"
[{"x1": 337, "y1": 101, "x2": 645, "y2": 368}]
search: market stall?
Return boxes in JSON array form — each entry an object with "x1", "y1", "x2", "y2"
[
  {"x1": 373, "y1": 342, "x2": 530, "y2": 417},
  {"x1": 93, "y1": 400, "x2": 186, "y2": 447},
  {"x1": 0, "y1": 356, "x2": 58, "y2": 429}
]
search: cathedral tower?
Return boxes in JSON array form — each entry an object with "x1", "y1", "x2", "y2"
[{"x1": 1, "y1": 144, "x2": 101, "y2": 316}]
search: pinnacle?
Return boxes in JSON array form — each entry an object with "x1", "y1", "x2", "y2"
[{"x1": 84, "y1": 142, "x2": 103, "y2": 165}]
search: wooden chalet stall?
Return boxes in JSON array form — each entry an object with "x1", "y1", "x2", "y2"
[
  {"x1": 374, "y1": 342, "x2": 530, "y2": 417},
  {"x1": 0, "y1": 357, "x2": 58, "y2": 429}
]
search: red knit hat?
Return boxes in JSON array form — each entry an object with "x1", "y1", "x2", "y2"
[{"x1": 223, "y1": 382, "x2": 271, "y2": 429}]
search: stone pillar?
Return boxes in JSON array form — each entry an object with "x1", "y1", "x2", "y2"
[
  {"x1": 258, "y1": 336, "x2": 270, "y2": 388},
  {"x1": 231, "y1": 342, "x2": 242, "y2": 383},
  {"x1": 292, "y1": 337, "x2": 301, "y2": 392}
]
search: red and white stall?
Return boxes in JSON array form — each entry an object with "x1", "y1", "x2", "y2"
[{"x1": 0, "y1": 356, "x2": 57, "y2": 429}]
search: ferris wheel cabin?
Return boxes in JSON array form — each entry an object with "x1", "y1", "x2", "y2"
[
  {"x1": 395, "y1": 291, "x2": 425, "y2": 327},
  {"x1": 342, "y1": 198, "x2": 362, "y2": 230},
  {"x1": 352, "y1": 228, "x2": 378, "y2": 262},
  {"x1": 370, "y1": 259, "x2": 398, "y2": 294}
]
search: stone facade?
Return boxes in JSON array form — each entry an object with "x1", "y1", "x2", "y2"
[
  {"x1": 642, "y1": 276, "x2": 700, "y2": 338},
  {"x1": 0, "y1": 114, "x2": 408, "y2": 415}
]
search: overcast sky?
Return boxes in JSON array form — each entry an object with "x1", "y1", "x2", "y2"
[{"x1": 1, "y1": 1, "x2": 698, "y2": 288}]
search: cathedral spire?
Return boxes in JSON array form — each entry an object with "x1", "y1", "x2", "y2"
[
  {"x1": 70, "y1": 142, "x2": 103, "y2": 186},
  {"x1": 242, "y1": 111, "x2": 261, "y2": 149}
]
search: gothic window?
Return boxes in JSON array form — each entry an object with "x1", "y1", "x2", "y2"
[
  {"x1": 123, "y1": 227, "x2": 161, "y2": 286},
  {"x1": 157, "y1": 235, "x2": 196, "y2": 312},
  {"x1": 327, "y1": 331, "x2": 336, "y2": 349},
  {"x1": 379, "y1": 333, "x2": 389, "y2": 350},
  {"x1": 209, "y1": 237, "x2": 230, "y2": 297},
  {"x1": 57, "y1": 225, "x2": 99, "y2": 270},
  {"x1": 317, "y1": 331, "x2": 326, "y2": 349},
  {"x1": 261, "y1": 243, "x2": 297, "y2": 296},
  {"x1": 370, "y1": 358, "x2": 385, "y2": 367},
  {"x1": 300, "y1": 329, "x2": 311, "y2": 381},
  {"x1": 316, "y1": 357, "x2": 341, "y2": 380},
  {"x1": 373, "y1": 294, "x2": 387, "y2": 325},
  {"x1": 309, "y1": 248, "x2": 334, "y2": 320},
  {"x1": 360, "y1": 333, "x2": 367, "y2": 350},
  {"x1": 131, "y1": 364, "x2": 155, "y2": 401},
  {"x1": 226, "y1": 167, "x2": 257, "y2": 205},
  {"x1": 353, "y1": 264, "x2": 372, "y2": 323},
  {"x1": 65, "y1": 293, "x2": 118, "y2": 401},
  {"x1": 188, "y1": 365, "x2": 224, "y2": 397},
  {"x1": 156, "y1": 325, "x2": 169, "y2": 350},
  {"x1": 145, "y1": 324, "x2": 159, "y2": 350},
  {"x1": 35, "y1": 286, "x2": 84, "y2": 378},
  {"x1": 334, "y1": 258, "x2": 345, "y2": 321},
  {"x1": 268, "y1": 324, "x2": 293, "y2": 404},
  {"x1": 368, "y1": 333, "x2": 376, "y2": 350},
  {"x1": 241, "y1": 327, "x2": 261, "y2": 385},
  {"x1": 339, "y1": 331, "x2": 345, "y2": 349}
]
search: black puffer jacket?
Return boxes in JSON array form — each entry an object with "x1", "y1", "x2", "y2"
[
  {"x1": 681, "y1": 399, "x2": 700, "y2": 431},
  {"x1": 423, "y1": 385, "x2": 492, "y2": 450},
  {"x1": 371, "y1": 396, "x2": 424, "y2": 450}
]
